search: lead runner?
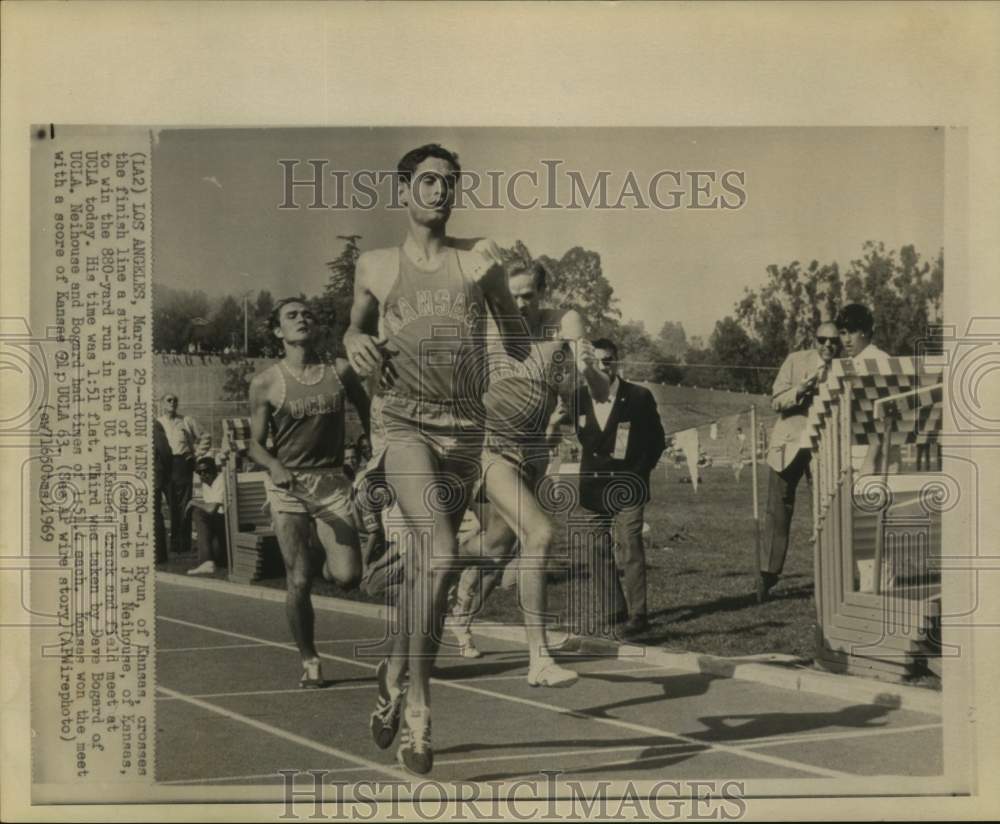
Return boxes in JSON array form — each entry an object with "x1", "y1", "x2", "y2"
[{"x1": 343, "y1": 143, "x2": 526, "y2": 775}]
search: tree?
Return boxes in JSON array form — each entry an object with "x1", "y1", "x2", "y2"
[
  {"x1": 222, "y1": 359, "x2": 258, "y2": 400},
  {"x1": 316, "y1": 235, "x2": 362, "y2": 358},
  {"x1": 247, "y1": 290, "x2": 276, "y2": 357},
  {"x1": 736, "y1": 242, "x2": 943, "y2": 361},
  {"x1": 656, "y1": 321, "x2": 688, "y2": 360},
  {"x1": 736, "y1": 259, "x2": 843, "y2": 367},
  {"x1": 209, "y1": 295, "x2": 244, "y2": 352},
  {"x1": 499, "y1": 239, "x2": 533, "y2": 269},
  {"x1": 615, "y1": 320, "x2": 660, "y2": 382},
  {"x1": 679, "y1": 341, "x2": 713, "y2": 387},
  {"x1": 494, "y1": 241, "x2": 623, "y2": 338},
  {"x1": 843, "y1": 242, "x2": 943, "y2": 355},
  {"x1": 152, "y1": 285, "x2": 211, "y2": 352},
  {"x1": 708, "y1": 316, "x2": 769, "y2": 393},
  {"x1": 534, "y1": 246, "x2": 622, "y2": 336}
]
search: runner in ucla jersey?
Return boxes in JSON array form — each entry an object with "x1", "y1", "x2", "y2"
[
  {"x1": 343, "y1": 143, "x2": 526, "y2": 776},
  {"x1": 450, "y1": 260, "x2": 607, "y2": 686},
  {"x1": 248, "y1": 298, "x2": 370, "y2": 689}
]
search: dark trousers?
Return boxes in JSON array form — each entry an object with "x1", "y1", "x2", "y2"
[
  {"x1": 569, "y1": 505, "x2": 647, "y2": 636},
  {"x1": 167, "y1": 456, "x2": 194, "y2": 555},
  {"x1": 762, "y1": 448, "x2": 812, "y2": 575},
  {"x1": 192, "y1": 508, "x2": 227, "y2": 566},
  {"x1": 154, "y1": 483, "x2": 168, "y2": 564},
  {"x1": 611, "y1": 504, "x2": 647, "y2": 618}
]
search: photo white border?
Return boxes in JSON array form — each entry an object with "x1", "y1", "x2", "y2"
[{"x1": 2, "y1": 1, "x2": 999, "y2": 820}]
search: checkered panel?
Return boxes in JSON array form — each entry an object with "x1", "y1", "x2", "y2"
[
  {"x1": 873, "y1": 383, "x2": 944, "y2": 444},
  {"x1": 807, "y1": 357, "x2": 944, "y2": 448}
]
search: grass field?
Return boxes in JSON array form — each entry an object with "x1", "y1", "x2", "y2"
[
  {"x1": 164, "y1": 460, "x2": 818, "y2": 660},
  {"x1": 477, "y1": 462, "x2": 817, "y2": 660}
]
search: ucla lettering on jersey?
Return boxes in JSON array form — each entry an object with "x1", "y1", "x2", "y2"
[
  {"x1": 287, "y1": 391, "x2": 342, "y2": 420},
  {"x1": 269, "y1": 363, "x2": 347, "y2": 469}
]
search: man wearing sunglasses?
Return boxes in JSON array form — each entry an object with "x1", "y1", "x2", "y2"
[{"x1": 759, "y1": 320, "x2": 842, "y2": 602}]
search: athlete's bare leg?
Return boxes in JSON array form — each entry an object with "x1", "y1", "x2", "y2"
[
  {"x1": 476, "y1": 460, "x2": 576, "y2": 686},
  {"x1": 272, "y1": 510, "x2": 321, "y2": 663},
  {"x1": 384, "y1": 442, "x2": 469, "y2": 713},
  {"x1": 314, "y1": 517, "x2": 362, "y2": 588},
  {"x1": 453, "y1": 507, "x2": 517, "y2": 649}
]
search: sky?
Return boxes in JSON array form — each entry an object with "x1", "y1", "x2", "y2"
[{"x1": 153, "y1": 127, "x2": 943, "y2": 341}]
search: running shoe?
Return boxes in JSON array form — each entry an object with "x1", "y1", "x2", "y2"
[
  {"x1": 300, "y1": 658, "x2": 325, "y2": 689},
  {"x1": 527, "y1": 658, "x2": 579, "y2": 688},
  {"x1": 370, "y1": 658, "x2": 405, "y2": 749},
  {"x1": 396, "y1": 706, "x2": 433, "y2": 775},
  {"x1": 451, "y1": 622, "x2": 482, "y2": 659}
]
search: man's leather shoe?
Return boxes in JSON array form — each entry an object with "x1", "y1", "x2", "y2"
[
  {"x1": 757, "y1": 571, "x2": 779, "y2": 603},
  {"x1": 620, "y1": 615, "x2": 650, "y2": 638}
]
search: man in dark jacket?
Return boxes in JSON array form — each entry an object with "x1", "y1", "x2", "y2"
[{"x1": 574, "y1": 338, "x2": 666, "y2": 638}]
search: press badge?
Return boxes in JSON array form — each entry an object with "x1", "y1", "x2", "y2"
[{"x1": 614, "y1": 422, "x2": 630, "y2": 459}]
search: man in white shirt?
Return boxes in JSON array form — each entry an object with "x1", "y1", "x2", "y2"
[
  {"x1": 760, "y1": 321, "x2": 842, "y2": 602},
  {"x1": 574, "y1": 338, "x2": 666, "y2": 638},
  {"x1": 157, "y1": 393, "x2": 202, "y2": 556},
  {"x1": 836, "y1": 303, "x2": 889, "y2": 363},
  {"x1": 836, "y1": 303, "x2": 893, "y2": 476},
  {"x1": 187, "y1": 456, "x2": 227, "y2": 575}
]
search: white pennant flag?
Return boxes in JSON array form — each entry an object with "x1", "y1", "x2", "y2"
[{"x1": 675, "y1": 427, "x2": 701, "y2": 491}]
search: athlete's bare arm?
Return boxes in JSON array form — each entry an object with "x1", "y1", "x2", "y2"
[
  {"x1": 461, "y1": 238, "x2": 530, "y2": 360},
  {"x1": 335, "y1": 357, "x2": 371, "y2": 439},
  {"x1": 555, "y1": 307, "x2": 610, "y2": 401},
  {"x1": 247, "y1": 369, "x2": 293, "y2": 488},
  {"x1": 558, "y1": 309, "x2": 586, "y2": 341},
  {"x1": 343, "y1": 250, "x2": 394, "y2": 377}
]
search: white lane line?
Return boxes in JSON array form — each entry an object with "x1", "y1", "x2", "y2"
[
  {"x1": 157, "y1": 639, "x2": 378, "y2": 654},
  {"x1": 317, "y1": 638, "x2": 389, "y2": 645},
  {"x1": 740, "y1": 722, "x2": 943, "y2": 749},
  {"x1": 157, "y1": 663, "x2": 678, "y2": 702},
  {"x1": 158, "y1": 642, "x2": 273, "y2": 653},
  {"x1": 155, "y1": 685, "x2": 413, "y2": 783},
  {"x1": 159, "y1": 772, "x2": 287, "y2": 785},
  {"x1": 157, "y1": 683, "x2": 375, "y2": 701},
  {"x1": 158, "y1": 615, "x2": 851, "y2": 779}
]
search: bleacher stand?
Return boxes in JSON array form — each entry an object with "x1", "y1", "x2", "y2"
[{"x1": 217, "y1": 417, "x2": 282, "y2": 584}]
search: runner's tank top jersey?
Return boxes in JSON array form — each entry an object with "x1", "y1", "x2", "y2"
[
  {"x1": 267, "y1": 362, "x2": 346, "y2": 469},
  {"x1": 483, "y1": 340, "x2": 569, "y2": 444},
  {"x1": 378, "y1": 246, "x2": 488, "y2": 410},
  {"x1": 483, "y1": 307, "x2": 569, "y2": 444}
]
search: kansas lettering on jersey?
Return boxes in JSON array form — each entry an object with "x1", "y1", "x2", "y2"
[
  {"x1": 378, "y1": 247, "x2": 487, "y2": 405},
  {"x1": 382, "y1": 289, "x2": 481, "y2": 336}
]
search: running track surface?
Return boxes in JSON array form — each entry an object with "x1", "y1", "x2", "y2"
[{"x1": 155, "y1": 580, "x2": 942, "y2": 787}]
